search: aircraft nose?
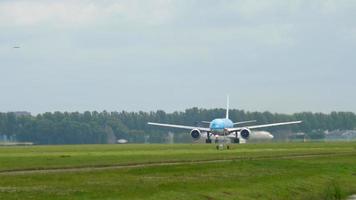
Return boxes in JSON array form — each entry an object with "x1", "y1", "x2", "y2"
[{"x1": 212, "y1": 123, "x2": 221, "y2": 129}]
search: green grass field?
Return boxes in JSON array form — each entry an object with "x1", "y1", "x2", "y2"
[{"x1": 1, "y1": 142, "x2": 356, "y2": 200}]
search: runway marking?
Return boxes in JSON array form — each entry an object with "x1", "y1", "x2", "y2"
[{"x1": 0, "y1": 152, "x2": 355, "y2": 176}]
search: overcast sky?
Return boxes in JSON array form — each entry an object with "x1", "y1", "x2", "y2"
[{"x1": 1, "y1": 0, "x2": 356, "y2": 114}]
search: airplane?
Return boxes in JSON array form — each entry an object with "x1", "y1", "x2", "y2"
[{"x1": 148, "y1": 96, "x2": 302, "y2": 144}]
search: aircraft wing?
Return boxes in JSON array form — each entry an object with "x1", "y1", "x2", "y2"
[
  {"x1": 148, "y1": 122, "x2": 210, "y2": 132},
  {"x1": 226, "y1": 121, "x2": 302, "y2": 132}
]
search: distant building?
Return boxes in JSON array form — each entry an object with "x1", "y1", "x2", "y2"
[
  {"x1": 288, "y1": 132, "x2": 308, "y2": 142},
  {"x1": 325, "y1": 130, "x2": 356, "y2": 140}
]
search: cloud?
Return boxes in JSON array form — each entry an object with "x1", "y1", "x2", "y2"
[
  {"x1": 208, "y1": 24, "x2": 296, "y2": 46},
  {"x1": 2, "y1": 0, "x2": 356, "y2": 27},
  {"x1": 1, "y1": 0, "x2": 356, "y2": 113},
  {"x1": 229, "y1": 0, "x2": 300, "y2": 19},
  {"x1": 346, "y1": 27, "x2": 356, "y2": 42},
  {"x1": 0, "y1": 0, "x2": 179, "y2": 28},
  {"x1": 0, "y1": 1, "x2": 97, "y2": 27}
]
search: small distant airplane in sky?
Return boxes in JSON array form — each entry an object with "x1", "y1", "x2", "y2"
[
  {"x1": 13, "y1": 46, "x2": 20, "y2": 49},
  {"x1": 148, "y1": 96, "x2": 302, "y2": 144}
]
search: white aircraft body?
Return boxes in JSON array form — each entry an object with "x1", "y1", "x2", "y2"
[{"x1": 148, "y1": 97, "x2": 302, "y2": 143}]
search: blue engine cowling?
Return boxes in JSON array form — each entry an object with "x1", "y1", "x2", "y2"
[
  {"x1": 190, "y1": 129, "x2": 201, "y2": 140},
  {"x1": 240, "y1": 128, "x2": 250, "y2": 139}
]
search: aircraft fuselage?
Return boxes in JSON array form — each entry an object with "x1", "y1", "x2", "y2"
[{"x1": 209, "y1": 118, "x2": 233, "y2": 133}]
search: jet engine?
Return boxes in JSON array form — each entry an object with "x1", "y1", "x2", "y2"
[
  {"x1": 240, "y1": 128, "x2": 251, "y2": 140},
  {"x1": 190, "y1": 129, "x2": 201, "y2": 140}
]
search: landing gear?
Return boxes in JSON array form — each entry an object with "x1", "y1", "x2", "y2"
[
  {"x1": 216, "y1": 144, "x2": 231, "y2": 150},
  {"x1": 206, "y1": 132, "x2": 212, "y2": 143},
  {"x1": 233, "y1": 132, "x2": 240, "y2": 144}
]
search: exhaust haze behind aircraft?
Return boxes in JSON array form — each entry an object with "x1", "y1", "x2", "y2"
[{"x1": 148, "y1": 96, "x2": 302, "y2": 143}]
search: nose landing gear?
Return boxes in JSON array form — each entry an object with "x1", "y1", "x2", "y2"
[
  {"x1": 216, "y1": 144, "x2": 230, "y2": 150},
  {"x1": 215, "y1": 134, "x2": 231, "y2": 150}
]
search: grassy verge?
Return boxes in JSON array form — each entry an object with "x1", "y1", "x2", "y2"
[{"x1": 0, "y1": 142, "x2": 356, "y2": 199}]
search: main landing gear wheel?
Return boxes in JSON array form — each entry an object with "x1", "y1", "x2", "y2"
[
  {"x1": 206, "y1": 139, "x2": 212, "y2": 143},
  {"x1": 233, "y1": 138, "x2": 240, "y2": 144}
]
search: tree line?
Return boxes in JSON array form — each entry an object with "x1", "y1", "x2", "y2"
[{"x1": 0, "y1": 109, "x2": 355, "y2": 144}]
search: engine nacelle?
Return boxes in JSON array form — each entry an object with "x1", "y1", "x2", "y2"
[
  {"x1": 240, "y1": 128, "x2": 251, "y2": 140},
  {"x1": 190, "y1": 129, "x2": 201, "y2": 140}
]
